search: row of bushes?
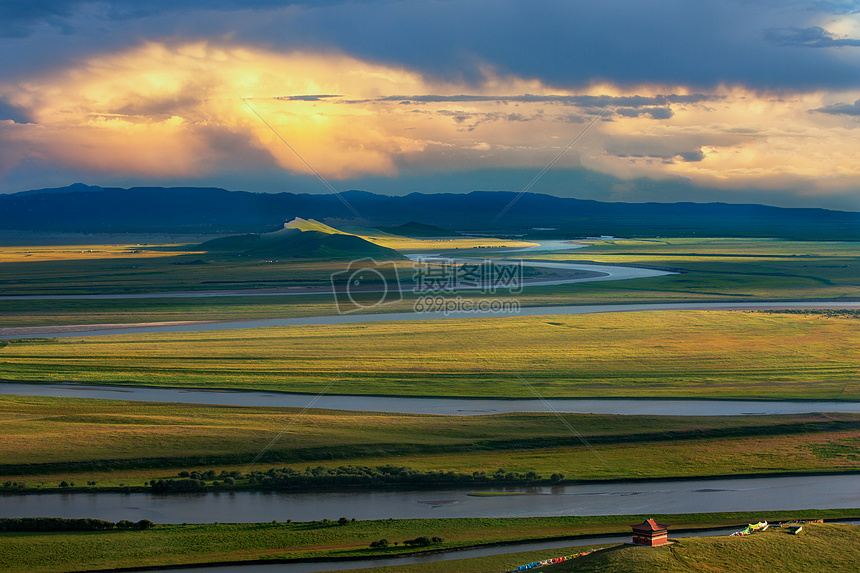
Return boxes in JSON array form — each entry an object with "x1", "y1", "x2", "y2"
[
  {"x1": 244, "y1": 466, "x2": 560, "y2": 487},
  {"x1": 756, "y1": 309, "x2": 860, "y2": 318},
  {"x1": 369, "y1": 536, "x2": 444, "y2": 549},
  {"x1": 1, "y1": 481, "x2": 27, "y2": 490},
  {"x1": 0, "y1": 518, "x2": 154, "y2": 532},
  {"x1": 2, "y1": 481, "x2": 101, "y2": 490},
  {"x1": 150, "y1": 465, "x2": 561, "y2": 492}
]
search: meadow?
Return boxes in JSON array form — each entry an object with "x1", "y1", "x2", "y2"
[
  {"x1": 2, "y1": 234, "x2": 859, "y2": 572},
  {"x1": 1, "y1": 512, "x2": 857, "y2": 573},
  {"x1": 3, "y1": 311, "x2": 860, "y2": 399},
  {"x1": 1, "y1": 395, "x2": 859, "y2": 489},
  {"x1": 538, "y1": 237, "x2": 860, "y2": 300},
  {"x1": 1, "y1": 236, "x2": 859, "y2": 330},
  {"x1": 0, "y1": 234, "x2": 532, "y2": 297}
]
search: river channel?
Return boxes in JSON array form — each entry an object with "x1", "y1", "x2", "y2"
[
  {"x1": 3, "y1": 475, "x2": 859, "y2": 523},
  {"x1": 1, "y1": 382, "x2": 859, "y2": 416}
]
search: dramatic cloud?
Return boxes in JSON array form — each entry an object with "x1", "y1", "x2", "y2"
[
  {"x1": 813, "y1": 98, "x2": 860, "y2": 115},
  {"x1": 0, "y1": 99, "x2": 32, "y2": 124},
  {"x1": 3, "y1": 1, "x2": 860, "y2": 90},
  {"x1": 676, "y1": 149, "x2": 706, "y2": 163},
  {"x1": 1, "y1": 1, "x2": 859, "y2": 208},
  {"x1": 764, "y1": 26, "x2": 860, "y2": 48}
]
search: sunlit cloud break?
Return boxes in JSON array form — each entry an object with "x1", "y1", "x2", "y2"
[{"x1": 1, "y1": 40, "x2": 859, "y2": 201}]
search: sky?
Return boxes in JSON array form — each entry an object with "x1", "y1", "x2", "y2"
[{"x1": 1, "y1": 0, "x2": 859, "y2": 209}]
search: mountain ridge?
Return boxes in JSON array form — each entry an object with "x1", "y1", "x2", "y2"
[{"x1": 1, "y1": 184, "x2": 858, "y2": 239}]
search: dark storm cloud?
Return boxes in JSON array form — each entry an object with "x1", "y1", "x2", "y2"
[
  {"x1": 0, "y1": 0, "x2": 76, "y2": 25},
  {"x1": 608, "y1": 148, "x2": 705, "y2": 163},
  {"x1": 288, "y1": 0, "x2": 860, "y2": 90},
  {"x1": 2, "y1": 1, "x2": 859, "y2": 91},
  {"x1": 810, "y1": 1, "x2": 860, "y2": 15},
  {"x1": 368, "y1": 94, "x2": 720, "y2": 107},
  {"x1": 275, "y1": 95, "x2": 342, "y2": 102},
  {"x1": 764, "y1": 26, "x2": 860, "y2": 48},
  {"x1": 0, "y1": 99, "x2": 33, "y2": 124},
  {"x1": 364, "y1": 93, "x2": 684, "y2": 121},
  {"x1": 434, "y1": 109, "x2": 542, "y2": 131},
  {"x1": 0, "y1": 0, "x2": 341, "y2": 35},
  {"x1": 676, "y1": 149, "x2": 706, "y2": 162},
  {"x1": 812, "y1": 98, "x2": 860, "y2": 116}
]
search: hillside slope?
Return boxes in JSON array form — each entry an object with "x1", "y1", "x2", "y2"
[
  {"x1": 197, "y1": 218, "x2": 402, "y2": 260},
  {"x1": 542, "y1": 523, "x2": 859, "y2": 572}
]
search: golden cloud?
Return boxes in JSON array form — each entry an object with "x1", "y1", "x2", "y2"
[{"x1": 1, "y1": 41, "x2": 859, "y2": 194}]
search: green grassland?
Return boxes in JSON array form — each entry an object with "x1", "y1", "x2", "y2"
[
  {"x1": 535, "y1": 237, "x2": 860, "y2": 301},
  {"x1": 1, "y1": 395, "x2": 859, "y2": 488},
  {"x1": 3, "y1": 311, "x2": 859, "y2": 399},
  {"x1": 1, "y1": 236, "x2": 859, "y2": 573},
  {"x1": 0, "y1": 293, "x2": 342, "y2": 329},
  {"x1": 1, "y1": 513, "x2": 857, "y2": 573},
  {"x1": 0, "y1": 237, "x2": 858, "y2": 330},
  {"x1": 0, "y1": 234, "x2": 532, "y2": 297},
  {"x1": 0, "y1": 251, "x2": 361, "y2": 296}
]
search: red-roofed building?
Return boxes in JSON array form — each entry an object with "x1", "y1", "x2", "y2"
[{"x1": 631, "y1": 518, "x2": 668, "y2": 546}]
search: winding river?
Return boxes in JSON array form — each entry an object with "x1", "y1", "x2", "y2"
[
  {"x1": 4, "y1": 475, "x2": 859, "y2": 523},
  {"x1": 3, "y1": 238, "x2": 858, "y2": 339},
  {"x1": 1, "y1": 382, "x2": 858, "y2": 416},
  {"x1": 3, "y1": 240, "x2": 859, "y2": 571}
]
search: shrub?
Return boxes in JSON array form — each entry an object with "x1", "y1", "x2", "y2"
[{"x1": 403, "y1": 536, "x2": 432, "y2": 547}]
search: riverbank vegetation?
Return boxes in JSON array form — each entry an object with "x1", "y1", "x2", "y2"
[
  {"x1": 1, "y1": 395, "x2": 859, "y2": 491},
  {"x1": 1, "y1": 512, "x2": 857, "y2": 573}
]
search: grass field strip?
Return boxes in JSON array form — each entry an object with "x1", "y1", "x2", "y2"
[
  {"x1": 242, "y1": 361, "x2": 357, "y2": 471},
  {"x1": 465, "y1": 336, "x2": 625, "y2": 480},
  {"x1": 0, "y1": 260, "x2": 668, "y2": 301},
  {"x1": 8, "y1": 300, "x2": 860, "y2": 339}
]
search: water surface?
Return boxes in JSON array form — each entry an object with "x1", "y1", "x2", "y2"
[
  {"x1": 2, "y1": 382, "x2": 858, "y2": 415},
  {"x1": 4, "y1": 474, "x2": 858, "y2": 523}
]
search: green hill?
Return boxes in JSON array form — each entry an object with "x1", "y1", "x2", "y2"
[
  {"x1": 243, "y1": 230, "x2": 402, "y2": 259},
  {"x1": 541, "y1": 523, "x2": 859, "y2": 572},
  {"x1": 195, "y1": 233, "x2": 264, "y2": 252},
  {"x1": 197, "y1": 218, "x2": 402, "y2": 260}
]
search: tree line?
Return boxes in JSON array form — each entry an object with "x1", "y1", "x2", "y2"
[
  {"x1": 149, "y1": 465, "x2": 565, "y2": 493},
  {"x1": 0, "y1": 517, "x2": 154, "y2": 532}
]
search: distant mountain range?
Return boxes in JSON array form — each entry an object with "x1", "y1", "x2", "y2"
[
  {"x1": 2, "y1": 183, "x2": 859, "y2": 239},
  {"x1": 375, "y1": 221, "x2": 460, "y2": 237}
]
